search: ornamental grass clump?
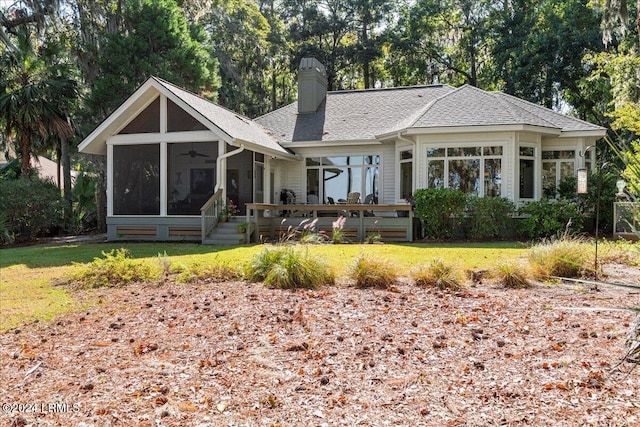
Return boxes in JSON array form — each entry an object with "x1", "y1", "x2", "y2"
[
  {"x1": 492, "y1": 261, "x2": 532, "y2": 289},
  {"x1": 245, "y1": 246, "x2": 334, "y2": 289},
  {"x1": 411, "y1": 257, "x2": 464, "y2": 291},
  {"x1": 527, "y1": 238, "x2": 592, "y2": 279},
  {"x1": 350, "y1": 254, "x2": 398, "y2": 289},
  {"x1": 71, "y1": 249, "x2": 158, "y2": 288}
]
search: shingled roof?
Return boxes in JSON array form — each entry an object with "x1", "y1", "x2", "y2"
[
  {"x1": 153, "y1": 77, "x2": 290, "y2": 155},
  {"x1": 256, "y1": 84, "x2": 605, "y2": 143}
]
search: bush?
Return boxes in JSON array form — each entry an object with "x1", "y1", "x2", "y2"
[
  {"x1": 527, "y1": 238, "x2": 592, "y2": 279},
  {"x1": 411, "y1": 258, "x2": 464, "y2": 291},
  {"x1": 176, "y1": 261, "x2": 241, "y2": 283},
  {"x1": 70, "y1": 249, "x2": 158, "y2": 288},
  {"x1": 491, "y1": 261, "x2": 532, "y2": 289},
  {"x1": 518, "y1": 198, "x2": 583, "y2": 239},
  {"x1": 466, "y1": 196, "x2": 515, "y2": 239},
  {"x1": 245, "y1": 246, "x2": 334, "y2": 289},
  {"x1": 414, "y1": 188, "x2": 466, "y2": 239},
  {"x1": 349, "y1": 254, "x2": 398, "y2": 289},
  {"x1": 0, "y1": 178, "x2": 65, "y2": 241}
]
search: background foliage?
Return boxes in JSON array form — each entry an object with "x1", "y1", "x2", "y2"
[{"x1": 0, "y1": 0, "x2": 638, "y2": 239}]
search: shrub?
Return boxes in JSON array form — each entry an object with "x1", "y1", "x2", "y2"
[
  {"x1": 70, "y1": 249, "x2": 158, "y2": 288},
  {"x1": 411, "y1": 257, "x2": 464, "y2": 291},
  {"x1": 518, "y1": 197, "x2": 583, "y2": 239},
  {"x1": 466, "y1": 196, "x2": 515, "y2": 239},
  {"x1": 414, "y1": 188, "x2": 466, "y2": 239},
  {"x1": 176, "y1": 261, "x2": 241, "y2": 283},
  {"x1": 492, "y1": 261, "x2": 532, "y2": 289},
  {"x1": 349, "y1": 254, "x2": 398, "y2": 289},
  {"x1": 245, "y1": 246, "x2": 334, "y2": 289},
  {"x1": 0, "y1": 177, "x2": 65, "y2": 241},
  {"x1": 527, "y1": 238, "x2": 592, "y2": 279}
]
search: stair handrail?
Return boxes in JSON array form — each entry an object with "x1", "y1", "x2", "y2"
[{"x1": 201, "y1": 188, "x2": 224, "y2": 241}]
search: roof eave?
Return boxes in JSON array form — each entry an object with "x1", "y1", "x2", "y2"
[
  {"x1": 78, "y1": 77, "x2": 159, "y2": 155},
  {"x1": 281, "y1": 138, "x2": 383, "y2": 148},
  {"x1": 557, "y1": 129, "x2": 607, "y2": 138},
  {"x1": 232, "y1": 139, "x2": 299, "y2": 160},
  {"x1": 403, "y1": 124, "x2": 563, "y2": 136}
]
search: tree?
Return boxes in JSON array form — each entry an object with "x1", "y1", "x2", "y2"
[
  {"x1": 86, "y1": 0, "x2": 220, "y2": 118},
  {"x1": 0, "y1": 28, "x2": 77, "y2": 179},
  {"x1": 204, "y1": 0, "x2": 272, "y2": 116},
  {"x1": 489, "y1": 0, "x2": 602, "y2": 109},
  {"x1": 387, "y1": 0, "x2": 494, "y2": 88}
]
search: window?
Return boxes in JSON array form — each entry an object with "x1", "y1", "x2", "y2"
[
  {"x1": 306, "y1": 155, "x2": 379, "y2": 204},
  {"x1": 542, "y1": 150, "x2": 575, "y2": 197},
  {"x1": 426, "y1": 145, "x2": 503, "y2": 197},
  {"x1": 399, "y1": 150, "x2": 413, "y2": 200},
  {"x1": 519, "y1": 146, "x2": 535, "y2": 199},
  {"x1": 113, "y1": 144, "x2": 160, "y2": 215}
]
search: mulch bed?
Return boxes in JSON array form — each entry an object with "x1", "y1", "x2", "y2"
[{"x1": 1, "y1": 266, "x2": 639, "y2": 426}]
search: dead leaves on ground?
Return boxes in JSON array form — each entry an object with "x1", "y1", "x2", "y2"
[{"x1": 1, "y1": 277, "x2": 639, "y2": 426}]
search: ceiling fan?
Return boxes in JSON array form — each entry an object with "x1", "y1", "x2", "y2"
[{"x1": 180, "y1": 144, "x2": 209, "y2": 158}]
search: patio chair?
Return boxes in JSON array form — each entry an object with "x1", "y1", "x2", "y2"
[{"x1": 346, "y1": 192, "x2": 361, "y2": 217}]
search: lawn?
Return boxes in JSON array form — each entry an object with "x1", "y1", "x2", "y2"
[{"x1": 0, "y1": 241, "x2": 526, "y2": 331}]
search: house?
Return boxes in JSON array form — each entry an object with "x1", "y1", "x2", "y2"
[{"x1": 78, "y1": 58, "x2": 606, "y2": 243}]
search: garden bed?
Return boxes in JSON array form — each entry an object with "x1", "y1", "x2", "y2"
[{"x1": 1, "y1": 268, "x2": 639, "y2": 426}]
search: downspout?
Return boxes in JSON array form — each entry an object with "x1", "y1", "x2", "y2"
[{"x1": 215, "y1": 143, "x2": 245, "y2": 197}]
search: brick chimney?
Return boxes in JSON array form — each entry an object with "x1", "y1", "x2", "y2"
[{"x1": 298, "y1": 58, "x2": 327, "y2": 114}]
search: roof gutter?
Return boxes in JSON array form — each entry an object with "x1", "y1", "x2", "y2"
[
  {"x1": 215, "y1": 144, "x2": 245, "y2": 193},
  {"x1": 397, "y1": 131, "x2": 415, "y2": 146}
]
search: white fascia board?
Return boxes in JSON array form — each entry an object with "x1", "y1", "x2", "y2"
[
  {"x1": 404, "y1": 124, "x2": 562, "y2": 136},
  {"x1": 281, "y1": 138, "x2": 382, "y2": 148},
  {"x1": 78, "y1": 79, "x2": 159, "y2": 155},
  {"x1": 557, "y1": 130, "x2": 607, "y2": 138}
]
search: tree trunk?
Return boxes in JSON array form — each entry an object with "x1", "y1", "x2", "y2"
[
  {"x1": 61, "y1": 137, "x2": 73, "y2": 227},
  {"x1": 20, "y1": 130, "x2": 31, "y2": 179}
]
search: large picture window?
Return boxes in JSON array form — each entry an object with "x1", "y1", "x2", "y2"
[
  {"x1": 113, "y1": 144, "x2": 160, "y2": 215},
  {"x1": 306, "y1": 155, "x2": 379, "y2": 204},
  {"x1": 426, "y1": 145, "x2": 502, "y2": 197}
]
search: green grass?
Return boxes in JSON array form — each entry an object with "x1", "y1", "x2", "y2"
[{"x1": 0, "y1": 241, "x2": 527, "y2": 330}]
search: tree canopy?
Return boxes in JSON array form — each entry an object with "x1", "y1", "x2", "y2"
[{"x1": 0, "y1": 0, "x2": 638, "y2": 191}]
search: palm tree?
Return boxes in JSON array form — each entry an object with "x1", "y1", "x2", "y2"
[{"x1": 0, "y1": 28, "x2": 76, "y2": 179}]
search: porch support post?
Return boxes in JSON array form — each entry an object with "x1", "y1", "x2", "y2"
[
  {"x1": 264, "y1": 156, "x2": 272, "y2": 204},
  {"x1": 160, "y1": 141, "x2": 167, "y2": 216},
  {"x1": 107, "y1": 143, "x2": 113, "y2": 217}
]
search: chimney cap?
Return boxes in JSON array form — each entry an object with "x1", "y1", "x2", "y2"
[{"x1": 299, "y1": 57, "x2": 326, "y2": 76}]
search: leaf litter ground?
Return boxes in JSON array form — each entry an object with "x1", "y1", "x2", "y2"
[{"x1": 1, "y1": 265, "x2": 639, "y2": 426}]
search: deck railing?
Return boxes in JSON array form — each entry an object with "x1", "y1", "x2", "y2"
[
  {"x1": 200, "y1": 189, "x2": 223, "y2": 241},
  {"x1": 246, "y1": 202, "x2": 414, "y2": 242}
]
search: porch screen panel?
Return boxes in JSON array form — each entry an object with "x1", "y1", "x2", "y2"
[{"x1": 113, "y1": 144, "x2": 160, "y2": 215}]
